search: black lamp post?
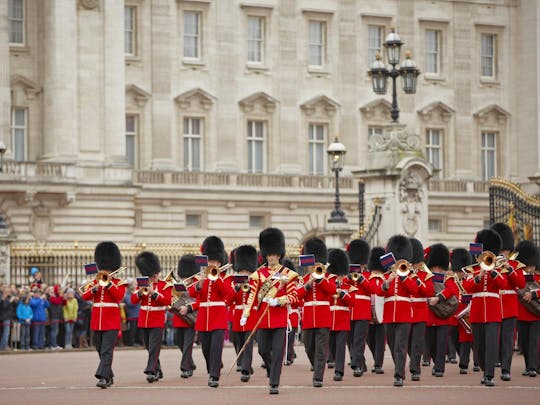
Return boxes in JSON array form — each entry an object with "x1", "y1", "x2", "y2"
[
  {"x1": 327, "y1": 137, "x2": 347, "y2": 223},
  {"x1": 0, "y1": 142, "x2": 6, "y2": 172},
  {"x1": 368, "y1": 29, "x2": 420, "y2": 123}
]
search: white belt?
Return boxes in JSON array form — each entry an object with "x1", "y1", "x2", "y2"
[
  {"x1": 330, "y1": 305, "x2": 350, "y2": 311},
  {"x1": 500, "y1": 290, "x2": 517, "y2": 296},
  {"x1": 234, "y1": 305, "x2": 245, "y2": 310},
  {"x1": 140, "y1": 306, "x2": 167, "y2": 311},
  {"x1": 304, "y1": 301, "x2": 330, "y2": 307},
  {"x1": 410, "y1": 297, "x2": 427, "y2": 303},
  {"x1": 199, "y1": 301, "x2": 226, "y2": 308},
  {"x1": 289, "y1": 309, "x2": 299, "y2": 314},
  {"x1": 93, "y1": 303, "x2": 119, "y2": 308},
  {"x1": 472, "y1": 292, "x2": 500, "y2": 299},
  {"x1": 384, "y1": 296, "x2": 411, "y2": 303},
  {"x1": 354, "y1": 294, "x2": 370, "y2": 301}
]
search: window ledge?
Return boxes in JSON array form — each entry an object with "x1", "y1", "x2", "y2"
[
  {"x1": 182, "y1": 58, "x2": 206, "y2": 68},
  {"x1": 10, "y1": 45, "x2": 29, "y2": 53},
  {"x1": 125, "y1": 56, "x2": 142, "y2": 66},
  {"x1": 246, "y1": 63, "x2": 270, "y2": 73},
  {"x1": 423, "y1": 74, "x2": 446, "y2": 83},
  {"x1": 479, "y1": 77, "x2": 500, "y2": 86},
  {"x1": 307, "y1": 67, "x2": 330, "y2": 77}
]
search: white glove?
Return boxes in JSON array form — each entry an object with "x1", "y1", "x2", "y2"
[
  {"x1": 268, "y1": 298, "x2": 279, "y2": 307},
  {"x1": 240, "y1": 317, "x2": 248, "y2": 327}
]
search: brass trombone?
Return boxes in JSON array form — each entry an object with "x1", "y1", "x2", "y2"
[
  {"x1": 349, "y1": 272, "x2": 362, "y2": 282},
  {"x1": 78, "y1": 266, "x2": 127, "y2": 294},
  {"x1": 183, "y1": 263, "x2": 233, "y2": 287}
]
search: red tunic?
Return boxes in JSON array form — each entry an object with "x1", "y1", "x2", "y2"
[
  {"x1": 297, "y1": 273, "x2": 336, "y2": 329},
  {"x1": 379, "y1": 272, "x2": 418, "y2": 324},
  {"x1": 346, "y1": 271, "x2": 373, "y2": 321},
  {"x1": 411, "y1": 269, "x2": 435, "y2": 323},
  {"x1": 131, "y1": 279, "x2": 172, "y2": 329},
  {"x1": 499, "y1": 264, "x2": 526, "y2": 319},
  {"x1": 226, "y1": 282, "x2": 257, "y2": 332},
  {"x1": 82, "y1": 277, "x2": 127, "y2": 331},
  {"x1": 189, "y1": 276, "x2": 233, "y2": 331},
  {"x1": 427, "y1": 275, "x2": 459, "y2": 327},
  {"x1": 330, "y1": 283, "x2": 354, "y2": 331},
  {"x1": 463, "y1": 266, "x2": 505, "y2": 323}
]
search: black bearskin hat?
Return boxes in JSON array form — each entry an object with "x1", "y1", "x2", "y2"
[
  {"x1": 201, "y1": 236, "x2": 227, "y2": 264},
  {"x1": 475, "y1": 229, "x2": 503, "y2": 256},
  {"x1": 491, "y1": 222, "x2": 515, "y2": 253},
  {"x1": 234, "y1": 245, "x2": 258, "y2": 273},
  {"x1": 386, "y1": 235, "x2": 412, "y2": 262},
  {"x1": 177, "y1": 255, "x2": 199, "y2": 279},
  {"x1": 426, "y1": 243, "x2": 450, "y2": 270},
  {"x1": 451, "y1": 248, "x2": 472, "y2": 272},
  {"x1": 328, "y1": 249, "x2": 349, "y2": 276},
  {"x1": 410, "y1": 238, "x2": 425, "y2": 264},
  {"x1": 229, "y1": 248, "x2": 237, "y2": 271},
  {"x1": 259, "y1": 227, "x2": 286, "y2": 258},
  {"x1": 368, "y1": 247, "x2": 386, "y2": 272},
  {"x1": 347, "y1": 239, "x2": 370, "y2": 265},
  {"x1": 515, "y1": 240, "x2": 539, "y2": 267},
  {"x1": 303, "y1": 237, "x2": 328, "y2": 264},
  {"x1": 94, "y1": 241, "x2": 122, "y2": 271},
  {"x1": 135, "y1": 251, "x2": 161, "y2": 277}
]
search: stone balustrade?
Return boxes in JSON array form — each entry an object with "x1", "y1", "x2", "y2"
[{"x1": 428, "y1": 179, "x2": 489, "y2": 193}]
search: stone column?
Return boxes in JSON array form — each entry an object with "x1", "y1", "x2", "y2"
[
  {"x1": 0, "y1": 1, "x2": 10, "y2": 155},
  {"x1": 42, "y1": 0, "x2": 78, "y2": 161},
  {"x1": 0, "y1": 242, "x2": 10, "y2": 285}
]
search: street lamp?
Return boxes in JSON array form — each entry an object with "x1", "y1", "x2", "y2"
[
  {"x1": 368, "y1": 29, "x2": 420, "y2": 123},
  {"x1": 327, "y1": 137, "x2": 347, "y2": 223},
  {"x1": 0, "y1": 142, "x2": 6, "y2": 172}
]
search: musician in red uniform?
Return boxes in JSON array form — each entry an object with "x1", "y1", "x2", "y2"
[
  {"x1": 282, "y1": 258, "x2": 301, "y2": 366},
  {"x1": 367, "y1": 246, "x2": 387, "y2": 374},
  {"x1": 491, "y1": 222, "x2": 526, "y2": 381},
  {"x1": 241, "y1": 227, "x2": 299, "y2": 395},
  {"x1": 425, "y1": 243, "x2": 458, "y2": 377},
  {"x1": 408, "y1": 238, "x2": 434, "y2": 381},
  {"x1": 82, "y1": 241, "x2": 127, "y2": 389},
  {"x1": 297, "y1": 238, "x2": 336, "y2": 387},
  {"x1": 131, "y1": 251, "x2": 172, "y2": 383},
  {"x1": 189, "y1": 236, "x2": 232, "y2": 388},
  {"x1": 463, "y1": 229, "x2": 505, "y2": 386},
  {"x1": 345, "y1": 239, "x2": 371, "y2": 377},
  {"x1": 226, "y1": 245, "x2": 258, "y2": 382},
  {"x1": 515, "y1": 240, "x2": 540, "y2": 377},
  {"x1": 327, "y1": 249, "x2": 353, "y2": 381},
  {"x1": 451, "y1": 248, "x2": 474, "y2": 374},
  {"x1": 173, "y1": 255, "x2": 198, "y2": 379},
  {"x1": 380, "y1": 235, "x2": 419, "y2": 387}
]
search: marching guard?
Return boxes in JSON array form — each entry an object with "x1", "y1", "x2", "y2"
[
  {"x1": 282, "y1": 258, "x2": 301, "y2": 366},
  {"x1": 367, "y1": 246, "x2": 387, "y2": 374}
]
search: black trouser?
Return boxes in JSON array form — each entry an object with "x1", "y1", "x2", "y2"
[
  {"x1": 175, "y1": 327, "x2": 196, "y2": 372},
  {"x1": 142, "y1": 328, "x2": 163, "y2": 375},
  {"x1": 286, "y1": 327, "x2": 297, "y2": 362},
  {"x1": 258, "y1": 327, "x2": 287, "y2": 387},
  {"x1": 518, "y1": 319, "x2": 540, "y2": 371},
  {"x1": 329, "y1": 330, "x2": 348, "y2": 375},
  {"x1": 447, "y1": 325, "x2": 458, "y2": 360},
  {"x1": 472, "y1": 322, "x2": 500, "y2": 379},
  {"x1": 349, "y1": 320, "x2": 369, "y2": 371},
  {"x1": 426, "y1": 325, "x2": 449, "y2": 373},
  {"x1": 408, "y1": 321, "x2": 426, "y2": 374},
  {"x1": 367, "y1": 322, "x2": 385, "y2": 368},
  {"x1": 198, "y1": 329, "x2": 225, "y2": 380},
  {"x1": 459, "y1": 341, "x2": 473, "y2": 369},
  {"x1": 93, "y1": 329, "x2": 118, "y2": 380},
  {"x1": 385, "y1": 323, "x2": 411, "y2": 379},
  {"x1": 303, "y1": 328, "x2": 330, "y2": 381},
  {"x1": 499, "y1": 317, "x2": 516, "y2": 374},
  {"x1": 230, "y1": 330, "x2": 254, "y2": 374}
]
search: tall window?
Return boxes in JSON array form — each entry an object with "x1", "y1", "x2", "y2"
[
  {"x1": 481, "y1": 131, "x2": 497, "y2": 180},
  {"x1": 125, "y1": 115, "x2": 138, "y2": 167},
  {"x1": 367, "y1": 25, "x2": 384, "y2": 66},
  {"x1": 124, "y1": 6, "x2": 136, "y2": 55},
  {"x1": 247, "y1": 120, "x2": 266, "y2": 173},
  {"x1": 183, "y1": 117, "x2": 202, "y2": 171},
  {"x1": 11, "y1": 108, "x2": 26, "y2": 162},
  {"x1": 8, "y1": 0, "x2": 24, "y2": 45},
  {"x1": 425, "y1": 129, "x2": 443, "y2": 177},
  {"x1": 308, "y1": 124, "x2": 326, "y2": 175},
  {"x1": 184, "y1": 11, "x2": 201, "y2": 59},
  {"x1": 481, "y1": 33, "x2": 496, "y2": 78},
  {"x1": 308, "y1": 20, "x2": 326, "y2": 67},
  {"x1": 425, "y1": 30, "x2": 441, "y2": 74},
  {"x1": 247, "y1": 16, "x2": 264, "y2": 63}
]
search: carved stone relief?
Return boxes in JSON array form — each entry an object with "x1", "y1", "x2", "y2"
[
  {"x1": 30, "y1": 202, "x2": 53, "y2": 242},
  {"x1": 399, "y1": 171, "x2": 423, "y2": 237}
]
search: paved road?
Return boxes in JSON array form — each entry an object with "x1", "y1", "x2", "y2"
[{"x1": 0, "y1": 343, "x2": 537, "y2": 405}]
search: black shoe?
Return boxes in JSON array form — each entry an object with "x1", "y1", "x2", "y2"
[
  {"x1": 500, "y1": 373, "x2": 511, "y2": 381},
  {"x1": 261, "y1": 363, "x2": 267, "y2": 369},
  {"x1": 422, "y1": 361, "x2": 430, "y2": 367},
  {"x1": 240, "y1": 372, "x2": 250, "y2": 383},
  {"x1": 484, "y1": 378, "x2": 495, "y2": 387},
  {"x1": 374, "y1": 366, "x2": 384, "y2": 374},
  {"x1": 473, "y1": 365, "x2": 481, "y2": 372},
  {"x1": 449, "y1": 358, "x2": 457, "y2": 364},
  {"x1": 333, "y1": 372, "x2": 343, "y2": 381},
  {"x1": 394, "y1": 377, "x2": 403, "y2": 387},
  {"x1": 460, "y1": 368, "x2": 468, "y2": 375},
  {"x1": 327, "y1": 361, "x2": 335, "y2": 369},
  {"x1": 495, "y1": 362, "x2": 501, "y2": 368},
  {"x1": 146, "y1": 373, "x2": 158, "y2": 383},
  {"x1": 481, "y1": 376, "x2": 486, "y2": 385},
  {"x1": 96, "y1": 378, "x2": 108, "y2": 389},
  {"x1": 529, "y1": 370, "x2": 537, "y2": 377},
  {"x1": 181, "y1": 370, "x2": 191, "y2": 379},
  {"x1": 236, "y1": 365, "x2": 242, "y2": 372},
  {"x1": 313, "y1": 379, "x2": 323, "y2": 388},
  {"x1": 269, "y1": 385, "x2": 279, "y2": 395},
  {"x1": 433, "y1": 371, "x2": 444, "y2": 377},
  {"x1": 208, "y1": 377, "x2": 219, "y2": 388},
  {"x1": 106, "y1": 378, "x2": 113, "y2": 387},
  {"x1": 353, "y1": 367, "x2": 364, "y2": 377},
  {"x1": 156, "y1": 370, "x2": 163, "y2": 380},
  {"x1": 411, "y1": 373, "x2": 420, "y2": 381},
  {"x1": 284, "y1": 360, "x2": 293, "y2": 366}
]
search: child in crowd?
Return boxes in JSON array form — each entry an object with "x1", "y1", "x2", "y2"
[
  {"x1": 62, "y1": 289, "x2": 78, "y2": 349},
  {"x1": 17, "y1": 294, "x2": 33, "y2": 350}
]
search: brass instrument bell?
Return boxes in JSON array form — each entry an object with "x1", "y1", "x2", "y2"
[
  {"x1": 394, "y1": 259, "x2": 412, "y2": 277},
  {"x1": 312, "y1": 263, "x2": 327, "y2": 280}
]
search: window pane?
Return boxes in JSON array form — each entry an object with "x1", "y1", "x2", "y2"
[
  {"x1": 254, "y1": 141, "x2": 263, "y2": 172},
  {"x1": 14, "y1": 129, "x2": 25, "y2": 161},
  {"x1": 368, "y1": 26, "x2": 383, "y2": 66},
  {"x1": 8, "y1": 0, "x2": 24, "y2": 44},
  {"x1": 126, "y1": 135, "x2": 135, "y2": 166},
  {"x1": 191, "y1": 138, "x2": 200, "y2": 171},
  {"x1": 249, "y1": 215, "x2": 264, "y2": 228},
  {"x1": 184, "y1": 11, "x2": 200, "y2": 58},
  {"x1": 126, "y1": 116, "x2": 135, "y2": 133},
  {"x1": 14, "y1": 109, "x2": 25, "y2": 126},
  {"x1": 183, "y1": 138, "x2": 190, "y2": 169},
  {"x1": 186, "y1": 214, "x2": 201, "y2": 227}
]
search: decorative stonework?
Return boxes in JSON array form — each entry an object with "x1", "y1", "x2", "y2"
[
  {"x1": 417, "y1": 101, "x2": 455, "y2": 123},
  {"x1": 0, "y1": 244, "x2": 8, "y2": 281},
  {"x1": 300, "y1": 95, "x2": 340, "y2": 118},
  {"x1": 359, "y1": 98, "x2": 392, "y2": 121},
  {"x1": 473, "y1": 104, "x2": 510, "y2": 126},
  {"x1": 238, "y1": 92, "x2": 278, "y2": 114},
  {"x1": 79, "y1": 0, "x2": 99, "y2": 10},
  {"x1": 368, "y1": 124, "x2": 421, "y2": 152},
  {"x1": 126, "y1": 84, "x2": 151, "y2": 108},
  {"x1": 11, "y1": 74, "x2": 40, "y2": 104},
  {"x1": 175, "y1": 88, "x2": 216, "y2": 111},
  {"x1": 399, "y1": 171, "x2": 423, "y2": 237},
  {"x1": 30, "y1": 202, "x2": 53, "y2": 242}
]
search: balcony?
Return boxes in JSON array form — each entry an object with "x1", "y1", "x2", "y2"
[{"x1": 428, "y1": 179, "x2": 489, "y2": 193}]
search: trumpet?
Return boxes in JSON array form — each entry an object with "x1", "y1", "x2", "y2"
[
  {"x1": 349, "y1": 272, "x2": 362, "y2": 282},
  {"x1": 78, "y1": 267, "x2": 127, "y2": 294},
  {"x1": 478, "y1": 251, "x2": 509, "y2": 274},
  {"x1": 241, "y1": 283, "x2": 250, "y2": 293},
  {"x1": 311, "y1": 262, "x2": 327, "y2": 280},
  {"x1": 393, "y1": 259, "x2": 412, "y2": 277},
  {"x1": 140, "y1": 286, "x2": 150, "y2": 296},
  {"x1": 183, "y1": 263, "x2": 233, "y2": 287}
]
